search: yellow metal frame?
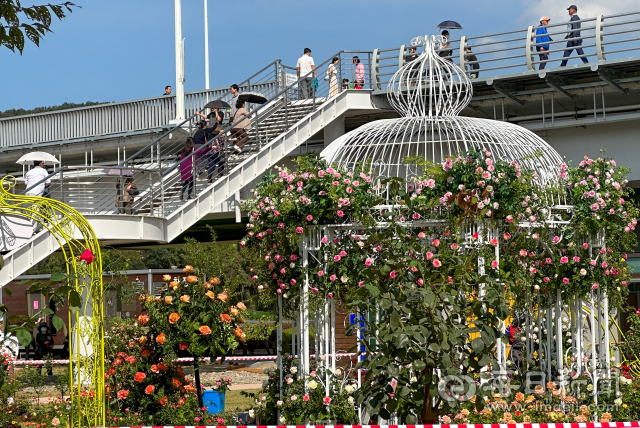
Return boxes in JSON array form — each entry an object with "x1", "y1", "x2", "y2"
[{"x1": 0, "y1": 177, "x2": 105, "y2": 428}]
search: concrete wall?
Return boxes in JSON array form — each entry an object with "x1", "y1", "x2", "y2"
[{"x1": 535, "y1": 120, "x2": 640, "y2": 182}]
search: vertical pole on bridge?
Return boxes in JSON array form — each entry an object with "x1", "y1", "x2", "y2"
[
  {"x1": 174, "y1": 0, "x2": 185, "y2": 121},
  {"x1": 204, "y1": 0, "x2": 210, "y2": 99}
]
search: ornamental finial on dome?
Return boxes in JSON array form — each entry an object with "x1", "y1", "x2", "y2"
[{"x1": 387, "y1": 35, "x2": 473, "y2": 118}]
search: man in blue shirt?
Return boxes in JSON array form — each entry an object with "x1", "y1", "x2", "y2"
[
  {"x1": 536, "y1": 16, "x2": 551, "y2": 69},
  {"x1": 560, "y1": 5, "x2": 589, "y2": 66}
]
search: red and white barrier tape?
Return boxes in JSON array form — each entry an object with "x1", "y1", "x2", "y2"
[
  {"x1": 13, "y1": 353, "x2": 358, "y2": 366},
  {"x1": 103, "y1": 422, "x2": 640, "y2": 428}
]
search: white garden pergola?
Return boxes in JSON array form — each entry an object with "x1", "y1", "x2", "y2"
[{"x1": 277, "y1": 35, "x2": 614, "y2": 420}]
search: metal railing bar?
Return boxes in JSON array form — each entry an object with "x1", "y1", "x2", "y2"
[
  {"x1": 470, "y1": 45, "x2": 528, "y2": 56},
  {"x1": 602, "y1": 11, "x2": 640, "y2": 19},
  {"x1": 601, "y1": 18, "x2": 640, "y2": 28},
  {"x1": 603, "y1": 36, "x2": 640, "y2": 45},
  {"x1": 603, "y1": 46, "x2": 640, "y2": 55},
  {"x1": 603, "y1": 28, "x2": 640, "y2": 37}
]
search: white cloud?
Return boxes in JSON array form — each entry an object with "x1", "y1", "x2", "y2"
[{"x1": 520, "y1": 0, "x2": 639, "y2": 26}]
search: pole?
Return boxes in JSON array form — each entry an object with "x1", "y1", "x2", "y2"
[
  {"x1": 174, "y1": 0, "x2": 185, "y2": 120},
  {"x1": 204, "y1": 0, "x2": 210, "y2": 92}
]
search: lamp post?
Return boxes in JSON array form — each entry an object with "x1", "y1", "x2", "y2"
[
  {"x1": 204, "y1": 0, "x2": 210, "y2": 93},
  {"x1": 174, "y1": 0, "x2": 185, "y2": 121}
]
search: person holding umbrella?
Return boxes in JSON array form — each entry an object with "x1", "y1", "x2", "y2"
[
  {"x1": 229, "y1": 99, "x2": 251, "y2": 153},
  {"x1": 536, "y1": 16, "x2": 552, "y2": 69},
  {"x1": 24, "y1": 160, "x2": 51, "y2": 197},
  {"x1": 439, "y1": 30, "x2": 453, "y2": 62}
]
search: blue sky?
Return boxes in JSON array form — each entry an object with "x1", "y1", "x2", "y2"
[{"x1": 0, "y1": 0, "x2": 633, "y2": 111}]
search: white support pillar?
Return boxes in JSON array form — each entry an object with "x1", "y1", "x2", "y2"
[
  {"x1": 174, "y1": 0, "x2": 185, "y2": 121},
  {"x1": 301, "y1": 235, "x2": 310, "y2": 376},
  {"x1": 555, "y1": 290, "x2": 564, "y2": 387},
  {"x1": 277, "y1": 295, "x2": 283, "y2": 390}
]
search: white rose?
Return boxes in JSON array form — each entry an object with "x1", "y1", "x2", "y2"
[
  {"x1": 335, "y1": 368, "x2": 343, "y2": 376},
  {"x1": 345, "y1": 385, "x2": 353, "y2": 394},
  {"x1": 615, "y1": 398, "x2": 622, "y2": 406},
  {"x1": 280, "y1": 416, "x2": 286, "y2": 424},
  {"x1": 291, "y1": 395, "x2": 297, "y2": 401},
  {"x1": 249, "y1": 409, "x2": 255, "y2": 418},
  {"x1": 308, "y1": 380, "x2": 317, "y2": 390},
  {"x1": 587, "y1": 384, "x2": 594, "y2": 391},
  {"x1": 277, "y1": 400, "x2": 284, "y2": 406},
  {"x1": 348, "y1": 396, "x2": 355, "y2": 405},
  {"x1": 290, "y1": 366, "x2": 298, "y2": 374},
  {"x1": 410, "y1": 376, "x2": 417, "y2": 382}
]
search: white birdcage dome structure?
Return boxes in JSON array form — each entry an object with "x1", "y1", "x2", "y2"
[{"x1": 321, "y1": 35, "x2": 564, "y2": 185}]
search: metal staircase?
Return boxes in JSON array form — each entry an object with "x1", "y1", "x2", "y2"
[{"x1": 1, "y1": 75, "x2": 377, "y2": 286}]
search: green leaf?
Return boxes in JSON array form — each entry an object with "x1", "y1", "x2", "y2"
[
  {"x1": 428, "y1": 342, "x2": 441, "y2": 352},
  {"x1": 471, "y1": 337, "x2": 485, "y2": 353},
  {"x1": 413, "y1": 360, "x2": 427, "y2": 371},
  {"x1": 50, "y1": 273, "x2": 67, "y2": 283},
  {"x1": 16, "y1": 329, "x2": 32, "y2": 347},
  {"x1": 3, "y1": 288, "x2": 12, "y2": 297},
  {"x1": 390, "y1": 311, "x2": 402, "y2": 330},
  {"x1": 42, "y1": 308, "x2": 54, "y2": 315},
  {"x1": 68, "y1": 290, "x2": 82, "y2": 312},
  {"x1": 52, "y1": 315, "x2": 64, "y2": 331}
]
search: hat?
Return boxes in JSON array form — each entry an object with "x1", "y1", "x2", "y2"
[
  {"x1": 540, "y1": 15, "x2": 550, "y2": 22},
  {"x1": 567, "y1": 4, "x2": 578, "y2": 10}
]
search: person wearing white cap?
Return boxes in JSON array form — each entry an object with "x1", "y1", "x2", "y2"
[{"x1": 535, "y1": 16, "x2": 552, "y2": 70}]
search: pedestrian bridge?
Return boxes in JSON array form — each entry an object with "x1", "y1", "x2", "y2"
[{"x1": 1, "y1": 10, "x2": 640, "y2": 285}]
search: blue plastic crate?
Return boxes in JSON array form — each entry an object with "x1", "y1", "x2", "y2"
[{"x1": 203, "y1": 390, "x2": 225, "y2": 414}]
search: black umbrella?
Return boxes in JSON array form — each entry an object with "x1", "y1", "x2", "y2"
[
  {"x1": 239, "y1": 92, "x2": 267, "y2": 104},
  {"x1": 204, "y1": 100, "x2": 231, "y2": 109},
  {"x1": 437, "y1": 20, "x2": 463, "y2": 30}
]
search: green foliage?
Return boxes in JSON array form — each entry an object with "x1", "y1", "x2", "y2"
[
  {"x1": 242, "y1": 357, "x2": 358, "y2": 424},
  {"x1": 0, "y1": 101, "x2": 107, "y2": 119},
  {"x1": 0, "y1": 1, "x2": 79, "y2": 54}
]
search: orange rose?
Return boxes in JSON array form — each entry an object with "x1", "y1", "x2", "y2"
[
  {"x1": 145, "y1": 295, "x2": 153, "y2": 303},
  {"x1": 139, "y1": 336, "x2": 147, "y2": 345},
  {"x1": 230, "y1": 307, "x2": 239, "y2": 316},
  {"x1": 186, "y1": 275, "x2": 198, "y2": 283},
  {"x1": 168, "y1": 312, "x2": 180, "y2": 324},
  {"x1": 210, "y1": 277, "x2": 221, "y2": 285},
  {"x1": 170, "y1": 281, "x2": 180, "y2": 289},
  {"x1": 154, "y1": 296, "x2": 161, "y2": 303},
  {"x1": 220, "y1": 314, "x2": 231, "y2": 323},
  {"x1": 164, "y1": 296, "x2": 173, "y2": 304},
  {"x1": 139, "y1": 294, "x2": 146, "y2": 302},
  {"x1": 117, "y1": 389, "x2": 129, "y2": 400},
  {"x1": 150, "y1": 364, "x2": 159, "y2": 373},
  {"x1": 159, "y1": 396, "x2": 168, "y2": 406},
  {"x1": 180, "y1": 295, "x2": 190, "y2": 303},
  {"x1": 172, "y1": 377, "x2": 182, "y2": 388},
  {"x1": 199, "y1": 325, "x2": 212, "y2": 335},
  {"x1": 183, "y1": 265, "x2": 195, "y2": 273},
  {"x1": 134, "y1": 372, "x2": 146, "y2": 383},
  {"x1": 156, "y1": 333, "x2": 166, "y2": 344},
  {"x1": 162, "y1": 274, "x2": 172, "y2": 281},
  {"x1": 206, "y1": 291, "x2": 215, "y2": 299},
  {"x1": 204, "y1": 283, "x2": 212, "y2": 289},
  {"x1": 158, "y1": 362, "x2": 168, "y2": 371},
  {"x1": 184, "y1": 384, "x2": 197, "y2": 393},
  {"x1": 234, "y1": 327, "x2": 246, "y2": 341},
  {"x1": 145, "y1": 385, "x2": 155, "y2": 395},
  {"x1": 137, "y1": 314, "x2": 150, "y2": 325},
  {"x1": 141, "y1": 349, "x2": 151, "y2": 358},
  {"x1": 236, "y1": 302, "x2": 247, "y2": 311},
  {"x1": 217, "y1": 292, "x2": 228, "y2": 302}
]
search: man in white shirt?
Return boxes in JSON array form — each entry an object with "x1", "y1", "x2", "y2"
[
  {"x1": 296, "y1": 48, "x2": 316, "y2": 99},
  {"x1": 25, "y1": 161, "x2": 51, "y2": 196},
  {"x1": 229, "y1": 84, "x2": 240, "y2": 120}
]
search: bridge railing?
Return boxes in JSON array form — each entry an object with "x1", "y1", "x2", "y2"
[
  {"x1": 18, "y1": 52, "x2": 374, "y2": 218},
  {"x1": 0, "y1": 60, "x2": 283, "y2": 149},
  {"x1": 372, "y1": 10, "x2": 640, "y2": 91}
]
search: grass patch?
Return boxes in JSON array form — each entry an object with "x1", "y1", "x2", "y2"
[{"x1": 225, "y1": 389, "x2": 259, "y2": 411}]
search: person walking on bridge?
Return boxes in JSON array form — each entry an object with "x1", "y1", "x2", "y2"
[
  {"x1": 465, "y1": 46, "x2": 480, "y2": 78},
  {"x1": 560, "y1": 5, "x2": 589, "y2": 66},
  {"x1": 229, "y1": 99, "x2": 251, "y2": 153},
  {"x1": 229, "y1": 84, "x2": 240, "y2": 119},
  {"x1": 297, "y1": 48, "x2": 316, "y2": 99},
  {"x1": 536, "y1": 16, "x2": 552, "y2": 70},
  {"x1": 179, "y1": 138, "x2": 196, "y2": 201}
]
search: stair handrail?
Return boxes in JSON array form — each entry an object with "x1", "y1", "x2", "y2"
[
  {"x1": 121, "y1": 59, "x2": 284, "y2": 168},
  {"x1": 161, "y1": 50, "x2": 351, "y2": 180}
]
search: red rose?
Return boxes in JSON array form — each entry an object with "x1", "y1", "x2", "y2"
[
  {"x1": 116, "y1": 389, "x2": 129, "y2": 400},
  {"x1": 179, "y1": 342, "x2": 189, "y2": 350},
  {"x1": 134, "y1": 372, "x2": 146, "y2": 383},
  {"x1": 150, "y1": 364, "x2": 159, "y2": 373},
  {"x1": 79, "y1": 249, "x2": 95, "y2": 264},
  {"x1": 125, "y1": 356, "x2": 136, "y2": 364},
  {"x1": 109, "y1": 367, "x2": 115, "y2": 376},
  {"x1": 141, "y1": 350, "x2": 152, "y2": 358},
  {"x1": 159, "y1": 396, "x2": 168, "y2": 406},
  {"x1": 145, "y1": 385, "x2": 155, "y2": 395}
]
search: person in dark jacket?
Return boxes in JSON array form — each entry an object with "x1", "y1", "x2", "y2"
[
  {"x1": 35, "y1": 322, "x2": 54, "y2": 375},
  {"x1": 438, "y1": 30, "x2": 453, "y2": 62},
  {"x1": 536, "y1": 16, "x2": 552, "y2": 69},
  {"x1": 465, "y1": 46, "x2": 480, "y2": 78},
  {"x1": 561, "y1": 5, "x2": 589, "y2": 66}
]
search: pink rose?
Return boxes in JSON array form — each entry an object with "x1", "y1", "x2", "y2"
[
  {"x1": 365, "y1": 258, "x2": 373, "y2": 267},
  {"x1": 317, "y1": 270, "x2": 324, "y2": 276},
  {"x1": 307, "y1": 215, "x2": 313, "y2": 221},
  {"x1": 563, "y1": 277, "x2": 570, "y2": 284},
  {"x1": 560, "y1": 257, "x2": 569, "y2": 264},
  {"x1": 433, "y1": 259, "x2": 442, "y2": 268},
  {"x1": 330, "y1": 275, "x2": 337, "y2": 281},
  {"x1": 295, "y1": 227, "x2": 304, "y2": 234}
]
